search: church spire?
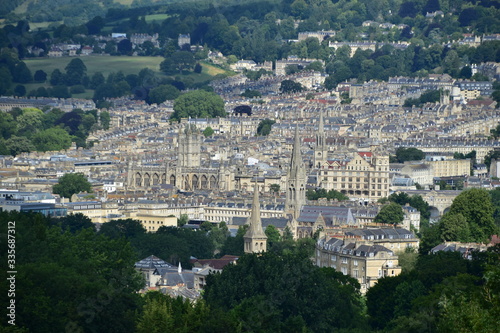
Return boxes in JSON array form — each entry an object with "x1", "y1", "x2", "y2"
[
  {"x1": 286, "y1": 125, "x2": 307, "y2": 219},
  {"x1": 290, "y1": 125, "x2": 305, "y2": 179},
  {"x1": 244, "y1": 180, "x2": 267, "y2": 253}
]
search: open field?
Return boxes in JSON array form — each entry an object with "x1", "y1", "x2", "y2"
[
  {"x1": 22, "y1": 56, "x2": 234, "y2": 99},
  {"x1": 24, "y1": 55, "x2": 165, "y2": 77}
]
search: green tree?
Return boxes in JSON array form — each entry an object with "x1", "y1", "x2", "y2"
[
  {"x1": 33, "y1": 70, "x2": 47, "y2": 82},
  {"x1": 202, "y1": 126, "x2": 214, "y2": 137},
  {"x1": 448, "y1": 188, "x2": 497, "y2": 242},
  {"x1": 265, "y1": 225, "x2": 281, "y2": 246},
  {"x1": 204, "y1": 252, "x2": 366, "y2": 332},
  {"x1": 100, "y1": 111, "x2": 110, "y2": 130},
  {"x1": 4, "y1": 135, "x2": 35, "y2": 156},
  {"x1": 280, "y1": 79, "x2": 303, "y2": 94},
  {"x1": 171, "y1": 90, "x2": 225, "y2": 121},
  {"x1": 148, "y1": 84, "x2": 180, "y2": 104},
  {"x1": 240, "y1": 89, "x2": 261, "y2": 98},
  {"x1": 99, "y1": 218, "x2": 146, "y2": 239},
  {"x1": 374, "y1": 202, "x2": 404, "y2": 225},
  {"x1": 393, "y1": 147, "x2": 425, "y2": 163},
  {"x1": 270, "y1": 183, "x2": 280, "y2": 194},
  {"x1": 0, "y1": 210, "x2": 142, "y2": 332},
  {"x1": 256, "y1": 119, "x2": 275, "y2": 136},
  {"x1": 31, "y1": 127, "x2": 72, "y2": 152},
  {"x1": 53, "y1": 173, "x2": 92, "y2": 198},
  {"x1": 177, "y1": 214, "x2": 189, "y2": 227},
  {"x1": 65, "y1": 58, "x2": 87, "y2": 77},
  {"x1": 439, "y1": 213, "x2": 471, "y2": 242}
]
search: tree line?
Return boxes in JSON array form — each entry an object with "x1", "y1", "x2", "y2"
[{"x1": 0, "y1": 106, "x2": 109, "y2": 155}]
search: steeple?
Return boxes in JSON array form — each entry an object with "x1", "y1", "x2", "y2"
[
  {"x1": 286, "y1": 125, "x2": 307, "y2": 219},
  {"x1": 244, "y1": 180, "x2": 267, "y2": 254},
  {"x1": 315, "y1": 111, "x2": 327, "y2": 167}
]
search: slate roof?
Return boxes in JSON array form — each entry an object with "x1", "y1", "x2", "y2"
[{"x1": 135, "y1": 255, "x2": 174, "y2": 271}]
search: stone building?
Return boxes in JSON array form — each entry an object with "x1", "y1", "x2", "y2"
[
  {"x1": 315, "y1": 228, "x2": 418, "y2": 293},
  {"x1": 317, "y1": 151, "x2": 390, "y2": 202}
]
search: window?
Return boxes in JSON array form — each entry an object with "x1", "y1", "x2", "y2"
[
  {"x1": 331, "y1": 255, "x2": 336, "y2": 261},
  {"x1": 353, "y1": 260, "x2": 358, "y2": 266},
  {"x1": 341, "y1": 267, "x2": 347, "y2": 275},
  {"x1": 342, "y1": 257, "x2": 348, "y2": 264}
]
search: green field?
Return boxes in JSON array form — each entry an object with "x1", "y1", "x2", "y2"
[
  {"x1": 22, "y1": 56, "x2": 233, "y2": 98},
  {"x1": 24, "y1": 55, "x2": 164, "y2": 78}
]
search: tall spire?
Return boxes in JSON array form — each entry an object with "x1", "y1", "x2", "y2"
[
  {"x1": 245, "y1": 180, "x2": 266, "y2": 238},
  {"x1": 290, "y1": 125, "x2": 305, "y2": 178},
  {"x1": 286, "y1": 125, "x2": 307, "y2": 220},
  {"x1": 244, "y1": 180, "x2": 267, "y2": 253}
]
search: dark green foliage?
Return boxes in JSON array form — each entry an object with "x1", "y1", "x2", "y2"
[
  {"x1": 194, "y1": 62, "x2": 202, "y2": 73},
  {"x1": 392, "y1": 147, "x2": 425, "y2": 163},
  {"x1": 204, "y1": 251, "x2": 367, "y2": 332},
  {"x1": 484, "y1": 150, "x2": 500, "y2": 169},
  {"x1": 52, "y1": 173, "x2": 92, "y2": 198},
  {"x1": 388, "y1": 192, "x2": 431, "y2": 221},
  {"x1": 374, "y1": 202, "x2": 405, "y2": 225},
  {"x1": 367, "y1": 250, "x2": 484, "y2": 331},
  {"x1": 240, "y1": 89, "x2": 261, "y2": 98},
  {"x1": 33, "y1": 70, "x2": 47, "y2": 82},
  {"x1": 404, "y1": 89, "x2": 441, "y2": 107},
  {"x1": 99, "y1": 218, "x2": 146, "y2": 239},
  {"x1": 306, "y1": 188, "x2": 349, "y2": 201},
  {"x1": 280, "y1": 79, "x2": 304, "y2": 94},
  {"x1": 31, "y1": 127, "x2": 72, "y2": 152},
  {"x1": 448, "y1": 188, "x2": 497, "y2": 243},
  {"x1": 0, "y1": 210, "x2": 143, "y2": 332},
  {"x1": 202, "y1": 126, "x2": 214, "y2": 137},
  {"x1": 171, "y1": 90, "x2": 225, "y2": 121},
  {"x1": 148, "y1": 84, "x2": 180, "y2": 104},
  {"x1": 14, "y1": 84, "x2": 25, "y2": 97},
  {"x1": 160, "y1": 51, "x2": 196, "y2": 74},
  {"x1": 256, "y1": 118, "x2": 275, "y2": 136}
]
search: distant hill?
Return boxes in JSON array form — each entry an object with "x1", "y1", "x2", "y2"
[{"x1": 2, "y1": 0, "x2": 183, "y2": 24}]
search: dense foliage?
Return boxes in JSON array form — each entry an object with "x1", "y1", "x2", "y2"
[
  {"x1": 52, "y1": 173, "x2": 92, "y2": 199},
  {"x1": 366, "y1": 247, "x2": 500, "y2": 332},
  {"x1": 171, "y1": 90, "x2": 226, "y2": 121},
  {"x1": 0, "y1": 106, "x2": 104, "y2": 154},
  {"x1": 390, "y1": 147, "x2": 426, "y2": 163},
  {"x1": 306, "y1": 188, "x2": 349, "y2": 201},
  {"x1": 204, "y1": 251, "x2": 367, "y2": 332}
]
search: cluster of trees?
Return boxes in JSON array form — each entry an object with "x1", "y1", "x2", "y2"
[
  {"x1": 366, "y1": 246, "x2": 499, "y2": 332},
  {"x1": 403, "y1": 89, "x2": 441, "y2": 107},
  {"x1": 256, "y1": 118, "x2": 276, "y2": 136},
  {"x1": 2, "y1": 199, "x2": 499, "y2": 332},
  {"x1": 390, "y1": 147, "x2": 426, "y2": 163},
  {"x1": 306, "y1": 188, "x2": 349, "y2": 201},
  {"x1": 0, "y1": 106, "x2": 109, "y2": 155},
  {"x1": 419, "y1": 188, "x2": 499, "y2": 253},
  {"x1": 170, "y1": 90, "x2": 225, "y2": 121}
]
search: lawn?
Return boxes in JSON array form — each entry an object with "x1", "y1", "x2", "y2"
[
  {"x1": 22, "y1": 56, "x2": 234, "y2": 99},
  {"x1": 24, "y1": 55, "x2": 165, "y2": 78}
]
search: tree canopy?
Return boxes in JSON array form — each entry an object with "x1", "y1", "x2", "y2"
[
  {"x1": 203, "y1": 251, "x2": 367, "y2": 332},
  {"x1": 52, "y1": 173, "x2": 92, "y2": 198},
  {"x1": 374, "y1": 202, "x2": 405, "y2": 225},
  {"x1": 171, "y1": 90, "x2": 225, "y2": 121}
]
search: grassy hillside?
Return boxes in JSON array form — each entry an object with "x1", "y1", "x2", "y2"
[
  {"x1": 23, "y1": 56, "x2": 233, "y2": 99},
  {"x1": 25, "y1": 55, "x2": 164, "y2": 77}
]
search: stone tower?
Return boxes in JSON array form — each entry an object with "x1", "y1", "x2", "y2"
[
  {"x1": 178, "y1": 124, "x2": 201, "y2": 169},
  {"x1": 244, "y1": 181, "x2": 267, "y2": 254},
  {"x1": 286, "y1": 125, "x2": 307, "y2": 219},
  {"x1": 314, "y1": 111, "x2": 328, "y2": 168}
]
